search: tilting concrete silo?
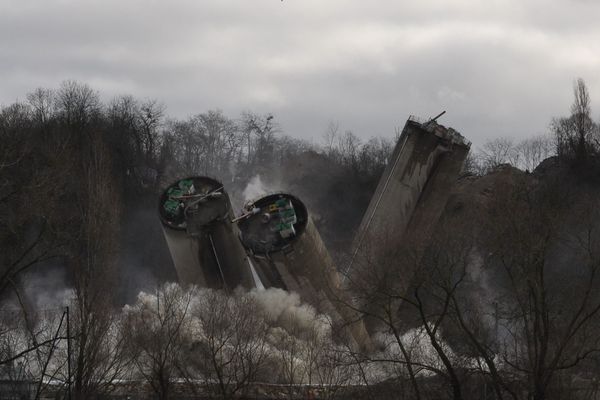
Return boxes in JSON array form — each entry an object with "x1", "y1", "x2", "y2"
[
  {"x1": 345, "y1": 116, "x2": 470, "y2": 333},
  {"x1": 237, "y1": 193, "x2": 371, "y2": 350},
  {"x1": 159, "y1": 176, "x2": 254, "y2": 290}
]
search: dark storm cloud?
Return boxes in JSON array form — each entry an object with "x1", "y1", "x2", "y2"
[{"x1": 1, "y1": 0, "x2": 600, "y2": 146}]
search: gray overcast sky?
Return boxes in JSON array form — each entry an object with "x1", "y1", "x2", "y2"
[{"x1": 1, "y1": 0, "x2": 600, "y2": 147}]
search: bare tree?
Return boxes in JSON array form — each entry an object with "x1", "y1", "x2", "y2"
[
  {"x1": 515, "y1": 135, "x2": 554, "y2": 172},
  {"x1": 0, "y1": 101, "x2": 69, "y2": 298},
  {"x1": 478, "y1": 137, "x2": 519, "y2": 173},
  {"x1": 137, "y1": 99, "x2": 165, "y2": 164},
  {"x1": 68, "y1": 131, "x2": 129, "y2": 400},
  {"x1": 241, "y1": 112, "x2": 277, "y2": 167},
  {"x1": 337, "y1": 131, "x2": 362, "y2": 172},
  {"x1": 55, "y1": 80, "x2": 101, "y2": 131},
  {"x1": 552, "y1": 78, "x2": 599, "y2": 167},
  {"x1": 272, "y1": 314, "x2": 307, "y2": 398},
  {"x1": 26, "y1": 88, "x2": 55, "y2": 127},
  {"x1": 423, "y1": 174, "x2": 600, "y2": 400},
  {"x1": 191, "y1": 289, "x2": 270, "y2": 400},
  {"x1": 124, "y1": 283, "x2": 195, "y2": 400},
  {"x1": 309, "y1": 322, "x2": 357, "y2": 400},
  {"x1": 195, "y1": 110, "x2": 239, "y2": 176},
  {"x1": 478, "y1": 178, "x2": 600, "y2": 400},
  {"x1": 323, "y1": 121, "x2": 340, "y2": 158}
]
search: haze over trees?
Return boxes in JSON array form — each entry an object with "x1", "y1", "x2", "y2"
[{"x1": 1, "y1": 78, "x2": 600, "y2": 399}]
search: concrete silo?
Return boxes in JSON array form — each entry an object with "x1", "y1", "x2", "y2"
[
  {"x1": 345, "y1": 116, "x2": 470, "y2": 332},
  {"x1": 237, "y1": 193, "x2": 371, "y2": 350},
  {"x1": 159, "y1": 176, "x2": 254, "y2": 290}
]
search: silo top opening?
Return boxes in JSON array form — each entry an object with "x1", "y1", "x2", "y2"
[
  {"x1": 238, "y1": 193, "x2": 308, "y2": 254},
  {"x1": 159, "y1": 176, "x2": 229, "y2": 231}
]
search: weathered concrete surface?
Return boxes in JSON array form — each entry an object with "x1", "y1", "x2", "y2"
[
  {"x1": 346, "y1": 118, "x2": 470, "y2": 334},
  {"x1": 209, "y1": 221, "x2": 255, "y2": 290},
  {"x1": 162, "y1": 229, "x2": 240, "y2": 289}
]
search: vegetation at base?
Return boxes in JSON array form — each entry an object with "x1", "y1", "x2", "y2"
[{"x1": 2, "y1": 78, "x2": 600, "y2": 399}]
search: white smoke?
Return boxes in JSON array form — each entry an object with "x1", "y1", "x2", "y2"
[
  {"x1": 123, "y1": 285, "x2": 332, "y2": 340},
  {"x1": 373, "y1": 327, "x2": 456, "y2": 375},
  {"x1": 249, "y1": 287, "x2": 331, "y2": 336},
  {"x1": 242, "y1": 174, "x2": 270, "y2": 202},
  {"x1": 0, "y1": 267, "x2": 73, "y2": 313}
]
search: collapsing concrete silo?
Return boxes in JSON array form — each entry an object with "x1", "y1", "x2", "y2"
[
  {"x1": 237, "y1": 193, "x2": 371, "y2": 350},
  {"x1": 159, "y1": 176, "x2": 254, "y2": 290},
  {"x1": 345, "y1": 116, "x2": 470, "y2": 332}
]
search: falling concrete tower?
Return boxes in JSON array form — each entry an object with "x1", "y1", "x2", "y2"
[
  {"x1": 237, "y1": 193, "x2": 372, "y2": 350},
  {"x1": 159, "y1": 176, "x2": 254, "y2": 290},
  {"x1": 345, "y1": 116, "x2": 470, "y2": 331}
]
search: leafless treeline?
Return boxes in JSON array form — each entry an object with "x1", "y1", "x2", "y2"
[
  {"x1": 2, "y1": 78, "x2": 600, "y2": 400},
  {"x1": 468, "y1": 78, "x2": 600, "y2": 176},
  {"x1": 1, "y1": 285, "x2": 361, "y2": 400},
  {"x1": 343, "y1": 170, "x2": 600, "y2": 400}
]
